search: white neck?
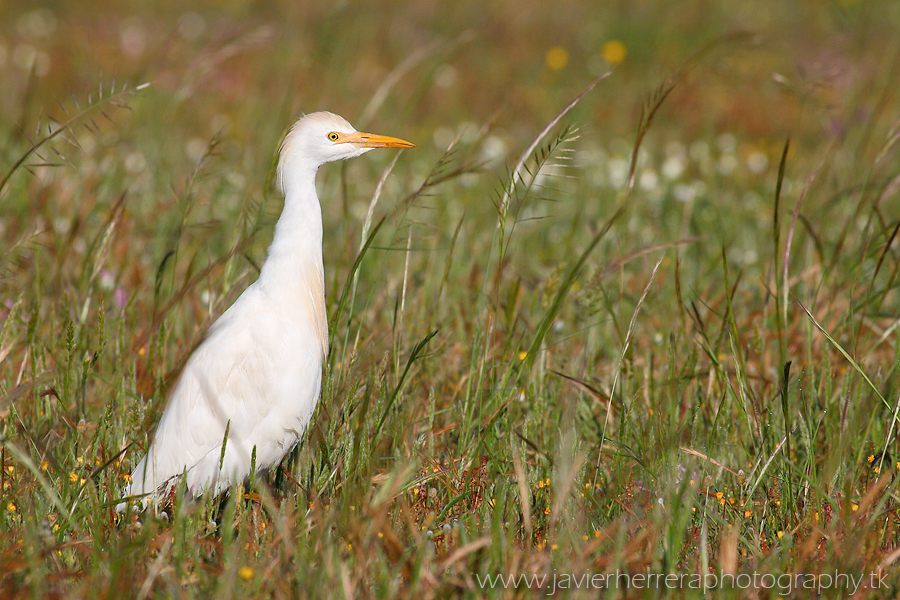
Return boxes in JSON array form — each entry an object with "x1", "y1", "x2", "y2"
[{"x1": 257, "y1": 162, "x2": 329, "y2": 354}]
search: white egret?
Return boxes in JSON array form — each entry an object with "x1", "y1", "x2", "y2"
[{"x1": 120, "y1": 112, "x2": 414, "y2": 510}]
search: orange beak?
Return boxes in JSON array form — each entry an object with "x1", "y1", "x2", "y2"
[{"x1": 340, "y1": 131, "x2": 415, "y2": 149}]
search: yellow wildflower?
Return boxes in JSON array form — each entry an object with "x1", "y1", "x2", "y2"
[
  {"x1": 545, "y1": 47, "x2": 568, "y2": 71},
  {"x1": 601, "y1": 40, "x2": 627, "y2": 65}
]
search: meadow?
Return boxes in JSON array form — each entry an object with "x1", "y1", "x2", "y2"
[{"x1": 1, "y1": 1, "x2": 900, "y2": 597}]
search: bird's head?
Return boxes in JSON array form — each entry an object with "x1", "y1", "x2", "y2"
[{"x1": 277, "y1": 111, "x2": 414, "y2": 194}]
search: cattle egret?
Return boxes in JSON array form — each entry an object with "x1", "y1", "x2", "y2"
[{"x1": 120, "y1": 112, "x2": 414, "y2": 510}]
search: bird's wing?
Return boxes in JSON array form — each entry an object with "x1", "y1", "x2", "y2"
[{"x1": 127, "y1": 289, "x2": 323, "y2": 500}]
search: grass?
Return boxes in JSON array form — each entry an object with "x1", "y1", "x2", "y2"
[{"x1": 2, "y1": 1, "x2": 900, "y2": 597}]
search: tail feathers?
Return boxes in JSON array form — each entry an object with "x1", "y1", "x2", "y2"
[
  {"x1": 115, "y1": 455, "x2": 179, "y2": 513},
  {"x1": 115, "y1": 451, "x2": 230, "y2": 513}
]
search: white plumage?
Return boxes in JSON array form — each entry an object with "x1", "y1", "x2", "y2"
[{"x1": 120, "y1": 112, "x2": 414, "y2": 510}]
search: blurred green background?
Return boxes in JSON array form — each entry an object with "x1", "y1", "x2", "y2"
[
  {"x1": 3, "y1": 0, "x2": 897, "y2": 148},
  {"x1": 3, "y1": 0, "x2": 898, "y2": 305}
]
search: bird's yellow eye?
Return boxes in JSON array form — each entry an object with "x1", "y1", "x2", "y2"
[{"x1": 327, "y1": 132, "x2": 340, "y2": 141}]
